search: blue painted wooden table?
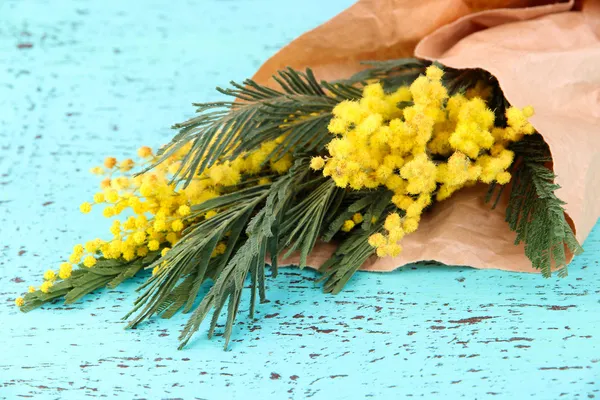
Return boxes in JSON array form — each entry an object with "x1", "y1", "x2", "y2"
[{"x1": 1, "y1": 1, "x2": 599, "y2": 398}]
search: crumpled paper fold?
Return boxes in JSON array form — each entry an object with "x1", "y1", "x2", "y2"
[{"x1": 253, "y1": 0, "x2": 600, "y2": 273}]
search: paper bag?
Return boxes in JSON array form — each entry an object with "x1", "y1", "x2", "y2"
[{"x1": 253, "y1": 0, "x2": 600, "y2": 273}]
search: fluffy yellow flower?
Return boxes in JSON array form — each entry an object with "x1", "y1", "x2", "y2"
[
  {"x1": 85, "y1": 238, "x2": 102, "y2": 253},
  {"x1": 215, "y1": 242, "x2": 227, "y2": 255},
  {"x1": 425, "y1": 65, "x2": 444, "y2": 81},
  {"x1": 15, "y1": 297, "x2": 24, "y2": 307},
  {"x1": 79, "y1": 202, "x2": 92, "y2": 213},
  {"x1": 83, "y1": 255, "x2": 97, "y2": 268},
  {"x1": 43, "y1": 270, "x2": 56, "y2": 281},
  {"x1": 104, "y1": 157, "x2": 117, "y2": 169},
  {"x1": 341, "y1": 220, "x2": 355, "y2": 232},
  {"x1": 119, "y1": 159, "x2": 135, "y2": 172},
  {"x1": 40, "y1": 281, "x2": 53, "y2": 293},
  {"x1": 105, "y1": 190, "x2": 119, "y2": 203},
  {"x1": 368, "y1": 233, "x2": 386, "y2": 248},
  {"x1": 310, "y1": 157, "x2": 325, "y2": 170},
  {"x1": 148, "y1": 240, "x2": 160, "y2": 251},
  {"x1": 59, "y1": 262, "x2": 73, "y2": 279},
  {"x1": 178, "y1": 205, "x2": 191, "y2": 216},
  {"x1": 384, "y1": 213, "x2": 401, "y2": 231},
  {"x1": 403, "y1": 218, "x2": 419, "y2": 233},
  {"x1": 352, "y1": 213, "x2": 363, "y2": 224},
  {"x1": 133, "y1": 231, "x2": 146, "y2": 245},
  {"x1": 384, "y1": 243, "x2": 402, "y2": 257},
  {"x1": 102, "y1": 206, "x2": 115, "y2": 218},
  {"x1": 171, "y1": 219, "x2": 184, "y2": 232},
  {"x1": 496, "y1": 171, "x2": 512, "y2": 185},
  {"x1": 318, "y1": 68, "x2": 535, "y2": 259},
  {"x1": 137, "y1": 146, "x2": 153, "y2": 158},
  {"x1": 93, "y1": 192, "x2": 105, "y2": 203},
  {"x1": 137, "y1": 246, "x2": 149, "y2": 257}
]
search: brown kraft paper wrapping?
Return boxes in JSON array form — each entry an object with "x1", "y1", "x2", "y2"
[{"x1": 252, "y1": 0, "x2": 600, "y2": 273}]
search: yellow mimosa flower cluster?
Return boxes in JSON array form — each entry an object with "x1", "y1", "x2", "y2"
[
  {"x1": 30, "y1": 135, "x2": 293, "y2": 293},
  {"x1": 313, "y1": 65, "x2": 536, "y2": 257}
]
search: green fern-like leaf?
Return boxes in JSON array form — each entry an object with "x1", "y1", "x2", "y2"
[
  {"x1": 495, "y1": 134, "x2": 583, "y2": 277},
  {"x1": 19, "y1": 254, "x2": 159, "y2": 313},
  {"x1": 151, "y1": 68, "x2": 361, "y2": 187}
]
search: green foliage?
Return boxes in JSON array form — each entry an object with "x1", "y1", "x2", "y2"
[
  {"x1": 488, "y1": 134, "x2": 583, "y2": 277},
  {"x1": 124, "y1": 184, "x2": 272, "y2": 329},
  {"x1": 21, "y1": 62, "x2": 585, "y2": 350},
  {"x1": 152, "y1": 68, "x2": 361, "y2": 187},
  {"x1": 19, "y1": 253, "x2": 159, "y2": 313},
  {"x1": 334, "y1": 58, "x2": 428, "y2": 92},
  {"x1": 319, "y1": 219, "x2": 383, "y2": 295},
  {"x1": 175, "y1": 159, "x2": 321, "y2": 348},
  {"x1": 508, "y1": 135, "x2": 583, "y2": 276}
]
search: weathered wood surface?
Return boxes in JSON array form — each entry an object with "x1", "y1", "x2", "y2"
[{"x1": 1, "y1": 0, "x2": 598, "y2": 398}]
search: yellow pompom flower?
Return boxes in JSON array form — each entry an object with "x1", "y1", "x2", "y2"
[
  {"x1": 384, "y1": 213, "x2": 401, "y2": 232},
  {"x1": 310, "y1": 157, "x2": 325, "y2": 170},
  {"x1": 341, "y1": 220, "x2": 355, "y2": 232},
  {"x1": 376, "y1": 246, "x2": 389, "y2": 257},
  {"x1": 79, "y1": 202, "x2": 92, "y2": 214},
  {"x1": 15, "y1": 297, "x2": 24, "y2": 307},
  {"x1": 40, "y1": 281, "x2": 53, "y2": 293},
  {"x1": 104, "y1": 157, "x2": 117, "y2": 169},
  {"x1": 368, "y1": 233, "x2": 386, "y2": 248},
  {"x1": 119, "y1": 159, "x2": 135, "y2": 172},
  {"x1": 59, "y1": 262, "x2": 73, "y2": 279},
  {"x1": 153, "y1": 219, "x2": 166, "y2": 232},
  {"x1": 122, "y1": 248, "x2": 136, "y2": 261},
  {"x1": 135, "y1": 215, "x2": 147, "y2": 229},
  {"x1": 148, "y1": 240, "x2": 160, "y2": 251},
  {"x1": 166, "y1": 232, "x2": 178, "y2": 245},
  {"x1": 352, "y1": 213, "x2": 364, "y2": 224},
  {"x1": 93, "y1": 192, "x2": 105, "y2": 203},
  {"x1": 425, "y1": 65, "x2": 444, "y2": 81},
  {"x1": 109, "y1": 221, "x2": 121, "y2": 237},
  {"x1": 28, "y1": 286, "x2": 35, "y2": 293},
  {"x1": 270, "y1": 155, "x2": 293, "y2": 174},
  {"x1": 105, "y1": 190, "x2": 119, "y2": 203},
  {"x1": 205, "y1": 210, "x2": 217, "y2": 220},
  {"x1": 85, "y1": 238, "x2": 103, "y2": 253},
  {"x1": 83, "y1": 255, "x2": 97, "y2": 268},
  {"x1": 496, "y1": 171, "x2": 511, "y2": 185},
  {"x1": 178, "y1": 205, "x2": 191, "y2": 216},
  {"x1": 388, "y1": 228, "x2": 405, "y2": 243},
  {"x1": 133, "y1": 231, "x2": 146, "y2": 245},
  {"x1": 137, "y1": 146, "x2": 153, "y2": 158},
  {"x1": 403, "y1": 218, "x2": 419, "y2": 233},
  {"x1": 384, "y1": 243, "x2": 402, "y2": 257},
  {"x1": 161, "y1": 247, "x2": 170, "y2": 257},
  {"x1": 44, "y1": 269, "x2": 56, "y2": 281},
  {"x1": 215, "y1": 242, "x2": 227, "y2": 255},
  {"x1": 137, "y1": 246, "x2": 149, "y2": 257},
  {"x1": 171, "y1": 219, "x2": 184, "y2": 232}
]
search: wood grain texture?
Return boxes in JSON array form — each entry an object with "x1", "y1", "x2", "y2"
[{"x1": 1, "y1": 0, "x2": 598, "y2": 399}]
